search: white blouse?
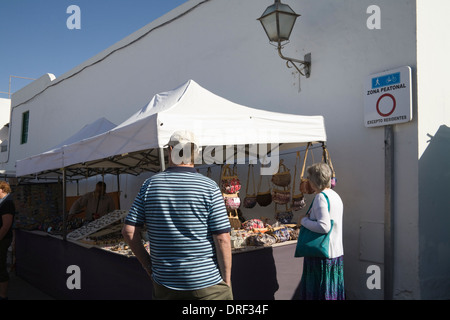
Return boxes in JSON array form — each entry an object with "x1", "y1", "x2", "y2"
[{"x1": 300, "y1": 189, "x2": 344, "y2": 258}]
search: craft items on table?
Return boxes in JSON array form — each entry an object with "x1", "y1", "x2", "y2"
[{"x1": 66, "y1": 210, "x2": 128, "y2": 241}]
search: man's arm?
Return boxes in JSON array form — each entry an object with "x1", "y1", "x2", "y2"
[
  {"x1": 213, "y1": 232, "x2": 232, "y2": 287},
  {"x1": 69, "y1": 194, "x2": 89, "y2": 215},
  {"x1": 122, "y1": 224, "x2": 151, "y2": 276}
]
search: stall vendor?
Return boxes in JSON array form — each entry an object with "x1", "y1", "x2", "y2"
[{"x1": 69, "y1": 182, "x2": 115, "y2": 221}]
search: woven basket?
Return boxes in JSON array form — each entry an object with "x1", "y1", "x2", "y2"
[
  {"x1": 271, "y1": 160, "x2": 291, "y2": 187},
  {"x1": 228, "y1": 210, "x2": 242, "y2": 230},
  {"x1": 221, "y1": 164, "x2": 241, "y2": 194},
  {"x1": 256, "y1": 170, "x2": 272, "y2": 207},
  {"x1": 291, "y1": 194, "x2": 306, "y2": 211},
  {"x1": 256, "y1": 191, "x2": 272, "y2": 207},
  {"x1": 223, "y1": 193, "x2": 241, "y2": 211},
  {"x1": 272, "y1": 188, "x2": 291, "y2": 205}
]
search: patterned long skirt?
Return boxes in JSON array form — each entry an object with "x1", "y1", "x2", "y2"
[{"x1": 298, "y1": 255, "x2": 345, "y2": 300}]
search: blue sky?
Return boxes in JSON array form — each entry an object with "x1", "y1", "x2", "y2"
[{"x1": 0, "y1": 0, "x2": 190, "y2": 97}]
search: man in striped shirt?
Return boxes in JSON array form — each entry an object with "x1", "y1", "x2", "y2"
[{"x1": 122, "y1": 131, "x2": 233, "y2": 300}]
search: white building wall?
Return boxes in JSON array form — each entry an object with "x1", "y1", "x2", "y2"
[
  {"x1": 0, "y1": 98, "x2": 10, "y2": 126},
  {"x1": 4, "y1": 0, "x2": 427, "y2": 299},
  {"x1": 416, "y1": 0, "x2": 450, "y2": 299},
  {"x1": 0, "y1": 98, "x2": 11, "y2": 164}
]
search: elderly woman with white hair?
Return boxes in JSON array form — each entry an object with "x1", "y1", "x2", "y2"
[{"x1": 298, "y1": 162, "x2": 345, "y2": 300}]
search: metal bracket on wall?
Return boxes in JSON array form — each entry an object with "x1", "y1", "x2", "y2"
[{"x1": 277, "y1": 45, "x2": 311, "y2": 78}]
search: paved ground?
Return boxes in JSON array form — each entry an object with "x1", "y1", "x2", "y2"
[{"x1": 5, "y1": 246, "x2": 55, "y2": 300}]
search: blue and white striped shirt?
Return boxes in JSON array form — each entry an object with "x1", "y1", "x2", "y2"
[{"x1": 125, "y1": 166, "x2": 231, "y2": 291}]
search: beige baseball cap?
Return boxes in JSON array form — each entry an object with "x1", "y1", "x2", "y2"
[{"x1": 167, "y1": 130, "x2": 199, "y2": 148}]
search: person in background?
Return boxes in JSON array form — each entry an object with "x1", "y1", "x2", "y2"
[
  {"x1": 298, "y1": 162, "x2": 345, "y2": 300},
  {"x1": 122, "y1": 131, "x2": 233, "y2": 300},
  {"x1": 0, "y1": 181, "x2": 15, "y2": 300},
  {"x1": 69, "y1": 181, "x2": 115, "y2": 221}
]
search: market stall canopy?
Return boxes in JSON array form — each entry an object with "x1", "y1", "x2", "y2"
[
  {"x1": 16, "y1": 79, "x2": 327, "y2": 178},
  {"x1": 16, "y1": 117, "x2": 116, "y2": 178}
]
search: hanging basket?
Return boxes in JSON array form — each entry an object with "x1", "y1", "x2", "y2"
[
  {"x1": 256, "y1": 191, "x2": 272, "y2": 207},
  {"x1": 271, "y1": 160, "x2": 291, "y2": 187},
  {"x1": 272, "y1": 188, "x2": 291, "y2": 205},
  {"x1": 220, "y1": 164, "x2": 241, "y2": 194},
  {"x1": 291, "y1": 194, "x2": 306, "y2": 211},
  {"x1": 256, "y1": 167, "x2": 272, "y2": 207},
  {"x1": 223, "y1": 193, "x2": 241, "y2": 211},
  {"x1": 299, "y1": 143, "x2": 315, "y2": 195}
]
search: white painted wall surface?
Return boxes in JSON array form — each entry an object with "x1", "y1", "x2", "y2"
[
  {"x1": 416, "y1": 0, "x2": 450, "y2": 299},
  {"x1": 0, "y1": 98, "x2": 10, "y2": 127},
  {"x1": 5, "y1": 0, "x2": 429, "y2": 299},
  {"x1": 0, "y1": 98, "x2": 11, "y2": 164}
]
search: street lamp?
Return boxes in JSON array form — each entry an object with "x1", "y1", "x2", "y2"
[{"x1": 258, "y1": 0, "x2": 311, "y2": 78}]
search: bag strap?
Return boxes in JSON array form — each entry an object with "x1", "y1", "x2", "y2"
[
  {"x1": 321, "y1": 191, "x2": 330, "y2": 212},
  {"x1": 221, "y1": 164, "x2": 235, "y2": 179},
  {"x1": 300, "y1": 143, "x2": 312, "y2": 179},
  {"x1": 321, "y1": 144, "x2": 336, "y2": 178},
  {"x1": 257, "y1": 165, "x2": 271, "y2": 193},
  {"x1": 246, "y1": 164, "x2": 256, "y2": 196},
  {"x1": 292, "y1": 151, "x2": 301, "y2": 196},
  {"x1": 306, "y1": 191, "x2": 330, "y2": 215},
  {"x1": 275, "y1": 159, "x2": 289, "y2": 175},
  {"x1": 325, "y1": 149, "x2": 336, "y2": 178}
]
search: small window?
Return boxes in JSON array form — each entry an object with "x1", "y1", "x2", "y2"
[{"x1": 21, "y1": 111, "x2": 30, "y2": 144}]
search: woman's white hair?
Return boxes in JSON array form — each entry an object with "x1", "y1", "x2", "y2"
[{"x1": 307, "y1": 162, "x2": 332, "y2": 191}]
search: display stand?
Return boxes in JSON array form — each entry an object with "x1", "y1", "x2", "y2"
[{"x1": 15, "y1": 229, "x2": 303, "y2": 300}]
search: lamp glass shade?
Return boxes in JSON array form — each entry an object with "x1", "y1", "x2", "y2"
[{"x1": 258, "y1": 1, "x2": 300, "y2": 42}]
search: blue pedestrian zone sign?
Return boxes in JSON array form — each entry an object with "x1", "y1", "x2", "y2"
[
  {"x1": 372, "y1": 72, "x2": 401, "y2": 89},
  {"x1": 364, "y1": 66, "x2": 412, "y2": 128}
]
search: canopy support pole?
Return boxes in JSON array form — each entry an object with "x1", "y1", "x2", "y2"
[
  {"x1": 159, "y1": 148, "x2": 166, "y2": 171},
  {"x1": 116, "y1": 170, "x2": 121, "y2": 210},
  {"x1": 62, "y1": 168, "x2": 68, "y2": 241}
]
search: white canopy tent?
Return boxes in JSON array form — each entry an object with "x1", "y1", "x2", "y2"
[
  {"x1": 16, "y1": 117, "x2": 117, "y2": 178},
  {"x1": 15, "y1": 79, "x2": 328, "y2": 240},
  {"x1": 16, "y1": 79, "x2": 327, "y2": 178}
]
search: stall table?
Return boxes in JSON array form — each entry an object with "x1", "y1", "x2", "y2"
[{"x1": 15, "y1": 229, "x2": 303, "y2": 300}]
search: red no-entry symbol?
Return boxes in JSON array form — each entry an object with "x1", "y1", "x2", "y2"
[{"x1": 376, "y1": 93, "x2": 396, "y2": 117}]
